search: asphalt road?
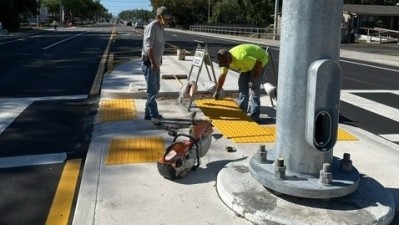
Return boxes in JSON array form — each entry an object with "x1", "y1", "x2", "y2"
[
  {"x1": 0, "y1": 23, "x2": 397, "y2": 225},
  {"x1": 0, "y1": 24, "x2": 112, "y2": 225}
]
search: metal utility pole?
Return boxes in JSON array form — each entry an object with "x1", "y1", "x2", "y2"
[{"x1": 250, "y1": 0, "x2": 359, "y2": 199}]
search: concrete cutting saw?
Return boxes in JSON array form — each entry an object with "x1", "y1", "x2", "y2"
[{"x1": 157, "y1": 120, "x2": 213, "y2": 179}]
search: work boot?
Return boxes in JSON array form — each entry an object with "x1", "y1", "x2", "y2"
[{"x1": 151, "y1": 114, "x2": 163, "y2": 125}]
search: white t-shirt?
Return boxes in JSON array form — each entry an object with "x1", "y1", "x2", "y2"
[{"x1": 142, "y1": 20, "x2": 165, "y2": 67}]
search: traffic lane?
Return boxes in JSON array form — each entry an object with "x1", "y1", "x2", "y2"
[
  {"x1": 340, "y1": 57, "x2": 399, "y2": 71},
  {"x1": 108, "y1": 25, "x2": 144, "y2": 65},
  {"x1": 341, "y1": 42, "x2": 399, "y2": 59},
  {"x1": 0, "y1": 98, "x2": 97, "y2": 158},
  {"x1": 165, "y1": 30, "x2": 242, "y2": 57},
  {"x1": 340, "y1": 60, "x2": 399, "y2": 90},
  {"x1": 165, "y1": 30, "x2": 280, "y2": 57},
  {"x1": 166, "y1": 30, "x2": 399, "y2": 91},
  {"x1": 0, "y1": 31, "x2": 82, "y2": 65},
  {"x1": 164, "y1": 30, "x2": 280, "y2": 85},
  {"x1": 0, "y1": 27, "x2": 109, "y2": 225},
  {"x1": 0, "y1": 163, "x2": 64, "y2": 225},
  {"x1": 0, "y1": 31, "x2": 111, "y2": 98}
]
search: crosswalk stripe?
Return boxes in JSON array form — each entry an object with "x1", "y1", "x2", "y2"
[
  {"x1": 341, "y1": 90, "x2": 399, "y2": 145},
  {"x1": 340, "y1": 91, "x2": 399, "y2": 123},
  {"x1": 380, "y1": 134, "x2": 399, "y2": 142},
  {"x1": 0, "y1": 95, "x2": 87, "y2": 135},
  {"x1": 0, "y1": 153, "x2": 67, "y2": 168}
]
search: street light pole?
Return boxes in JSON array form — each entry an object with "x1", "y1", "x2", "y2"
[
  {"x1": 273, "y1": 0, "x2": 279, "y2": 40},
  {"x1": 208, "y1": 0, "x2": 211, "y2": 23},
  {"x1": 59, "y1": 0, "x2": 62, "y2": 26},
  {"x1": 36, "y1": 0, "x2": 40, "y2": 28}
]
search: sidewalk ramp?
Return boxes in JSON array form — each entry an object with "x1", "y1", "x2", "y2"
[{"x1": 195, "y1": 98, "x2": 357, "y2": 143}]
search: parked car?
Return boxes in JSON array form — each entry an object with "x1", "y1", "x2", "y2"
[{"x1": 135, "y1": 20, "x2": 144, "y2": 29}]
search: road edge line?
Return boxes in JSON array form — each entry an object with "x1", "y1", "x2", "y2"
[{"x1": 45, "y1": 159, "x2": 81, "y2": 225}]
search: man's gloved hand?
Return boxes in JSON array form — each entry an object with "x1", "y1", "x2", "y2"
[{"x1": 213, "y1": 91, "x2": 220, "y2": 100}]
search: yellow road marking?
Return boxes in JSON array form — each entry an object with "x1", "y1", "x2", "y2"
[
  {"x1": 46, "y1": 159, "x2": 81, "y2": 225},
  {"x1": 105, "y1": 137, "x2": 165, "y2": 165}
]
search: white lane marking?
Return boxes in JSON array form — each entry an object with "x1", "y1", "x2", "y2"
[
  {"x1": 12, "y1": 95, "x2": 88, "y2": 101},
  {"x1": 0, "y1": 153, "x2": 67, "y2": 168},
  {"x1": 0, "y1": 38, "x2": 24, "y2": 45},
  {"x1": 380, "y1": 134, "x2": 399, "y2": 142},
  {"x1": 340, "y1": 91, "x2": 399, "y2": 123},
  {"x1": 343, "y1": 90, "x2": 399, "y2": 94},
  {"x1": 340, "y1": 59, "x2": 399, "y2": 73},
  {"x1": 172, "y1": 34, "x2": 178, "y2": 37},
  {"x1": 0, "y1": 95, "x2": 87, "y2": 135},
  {"x1": 42, "y1": 33, "x2": 83, "y2": 50},
  {"x1": 193, "y1": 39, "x2": 204, "y2": 43}
]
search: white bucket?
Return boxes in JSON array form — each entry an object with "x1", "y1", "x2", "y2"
[
  {"x1": 177, "y1": 49, "x2": 185, "y2": 60},
  {"x1": 264, "y1": 82, "x2": 277, "y2": 99}
]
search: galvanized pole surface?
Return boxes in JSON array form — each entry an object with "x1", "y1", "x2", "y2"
[
  {"x1": 250, "y1": 0, "x2": 360, "y2": 199},
  {"x1": 276, "y1": 0, "x2": 341, "y2": 175}
]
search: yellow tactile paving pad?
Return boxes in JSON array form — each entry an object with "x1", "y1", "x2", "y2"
[
  {"x1": 232, "y1": 125, "x2": 276, "y2": 143},
  {"x1": 196, "y1": 98, "x2": 272, "y2": 142},
  {"x1": 105, "y1": 137, "x2": 164, "y2": 165},
  {"x1": 196, "y1": 98, "x2": 357, "y2": 143},
  {"x1": 337, "y1": 128, "x2": 358, "y2": 141},
  {"x1": 98, "y1": 99, "x2": 137, "y2": 123}
]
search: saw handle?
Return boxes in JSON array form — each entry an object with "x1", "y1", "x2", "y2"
[{"x1": 171, "y1": 134, "x2": 200, "y2": 168}]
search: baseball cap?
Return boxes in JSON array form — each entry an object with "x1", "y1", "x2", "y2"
[
  {"x1": 157, "y1": 6, "x2": 172, "y2": 19},
  {"x1": 217, "y1": 49, "x2": 230, "y2": 67}
]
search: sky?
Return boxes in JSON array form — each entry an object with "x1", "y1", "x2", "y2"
[{"x1": 100, "y1": 0, "x2": 153, "y2": 16}]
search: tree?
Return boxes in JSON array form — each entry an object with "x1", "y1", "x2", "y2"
[
  {"x1": 212, "y1": 0, "x2": 243, "y2": 24},
  {"x1": 119, "y1": 9, "x2": 154, "y2": 22},
  {"x1": 0, "y1": 0, "x2": 37, "y2": 30},
  {"x1": 150, "y1": 0, "x2": 275, "y2": 27},
  {"x1": 41, "y1": 0, "x2": 60, "y2": 21},
  {"x1": 150, "y1": 0, "x2": 208, "y2": 28},
  {"x1": 210, "y1": 0, "x2": 273, "y2": 26},
  {"x1": 42, "y1": 0, "x2": 108, "y2": 25}
]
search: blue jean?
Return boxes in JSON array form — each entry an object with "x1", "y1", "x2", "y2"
[
  {"x1": 141, "y1": 62, "x2": 160, "y2": 117},
  {"x1": 237, "y1": 70, "x2": 262, "y2": 119}
]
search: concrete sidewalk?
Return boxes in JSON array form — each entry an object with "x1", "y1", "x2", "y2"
[{"x1": 72, "y1": 51, "x2": 399, "y2": 224}]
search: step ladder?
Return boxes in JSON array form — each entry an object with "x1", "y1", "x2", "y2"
[{"x1": 178, "y1": 44, "x2": 217, "y2": 111}]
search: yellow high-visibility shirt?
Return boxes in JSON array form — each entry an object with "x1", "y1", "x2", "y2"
[{"x1": 221, "y1": 44, "x2": 269, "y2": 74}]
